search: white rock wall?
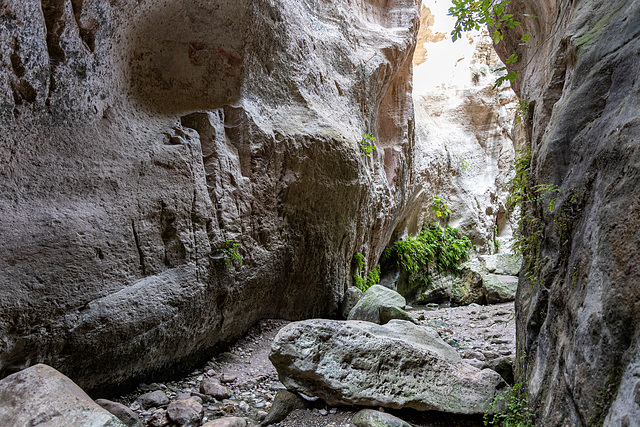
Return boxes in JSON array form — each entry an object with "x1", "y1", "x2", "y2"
[{"x1": 399, "y1": 0, "x2": 518, "y2": 252}]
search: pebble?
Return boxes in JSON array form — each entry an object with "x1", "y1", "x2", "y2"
[{"x1": 114, "y1": 309, "x2": 515, "y2": 426}]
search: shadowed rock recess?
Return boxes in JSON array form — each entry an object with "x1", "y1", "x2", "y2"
[
  {"x1": 496, "y1": 0, "x2": 640, "y2": 425},
  {"x1": 0, "y1": 0, "x2": 420, "y2": 393}
]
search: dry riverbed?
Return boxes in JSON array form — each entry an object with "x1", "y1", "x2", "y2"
[{"x1": 117, "y1": 303, "x2": 515, "y2": 426}]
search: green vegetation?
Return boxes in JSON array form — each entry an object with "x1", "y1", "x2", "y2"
[
  {"x1": 484, "y1": 382, "x2": 534, "y2": 426},
  {"x1": 458, "y1": 156, "x2": 471, "y2": 173},
  {"x1": 220, "y1": 241, "x2": 243, "y2": 267},
  {"x1": 493, "y1": 224, "x2": 502, "y2": 252},
  {"x1": 514, "y1": 98, "x2": 530, "y2": 124},
  {"x1": 359, "y1": 133, "x2": 377, "y2": 157},
  {"x1": 431, "y1": 196, "x2": 452, "y2": 219},
  {"x1": 449, "y1": 0, "x2": 535, "y2": 87},
  {"x1": 505, "y1": 146, "x2": 538, "y2": 277},
  {"x1": 382, "y1": 224, "x2": 473, "y2": 287},
  {"x1": 353, "y1": 253, "x2": 380, "y2": 292}
]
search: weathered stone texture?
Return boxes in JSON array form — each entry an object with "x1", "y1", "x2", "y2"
[
  {"x1": 496, "y1": 0, "x2": 640, "y2": 425},
  {"x1": 269, "y1": 319, "x2": 507, "y2": 414},
  {"x1": 0, "y1": 0, "x2": 420, "y2": 393},
  {"x1": 400, "y1": 0, "x2": 518, "y2": 252},
  {"x1": 0, "y1": 364, "x2": 126, "y2": 426}
]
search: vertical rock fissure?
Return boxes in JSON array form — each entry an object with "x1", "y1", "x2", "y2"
[
  {"x1": 69, "y1": 0, "x2": 95, "y2": 52},
  {"x1": 130, "y1": 219, "x2": 146, "y2": 276},
  {"x1": 40, "y1": 0, "x2": 66, "y2": 99}
]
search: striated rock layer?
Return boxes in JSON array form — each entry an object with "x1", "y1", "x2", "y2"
[
  {"x1": 497, "y1": 0, "x2": 640, "y2": 425},
  {"x1": 0, "y1": 0, "x2": 420, "y2": 393}
]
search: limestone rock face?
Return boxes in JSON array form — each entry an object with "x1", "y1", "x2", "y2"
[
  {"x1": 496, "y1": 0, "x2": 640, "y2": 424},
  {"x1": 269, "y1": 319, "x2": 507, "y2": 414},
  {"x1": 0, "y1": 0, "x2": 420, "y2": 392},
  {"x1": 400, "y1": 0, "x2": 518, "y2": 252},
  {"x1": 0, "y1": 364, "x2": 126, "y2": 426}
]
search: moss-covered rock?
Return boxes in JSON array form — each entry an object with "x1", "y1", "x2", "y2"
[{"x1": 347, "y1": 285, "x2": 407, "y2": 324}]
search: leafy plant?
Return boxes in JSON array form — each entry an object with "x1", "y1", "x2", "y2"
[
  {"x1": 514, "y1": 98, "x2": 530, "y2": 124},
  {"x1": 493, "y1": 224, "x2": 502, "y2": 252},
  {"x1": 458, "y1": 156, "x2": 471, "y2": 173},
  {"x1": 359, "y1": 133, "x2": 377, "y2": 157},
  {"x1": 431, "y1": 196, "x2": 452, "y2": 219},
  {"x1": 506, "y1": 146, "x2": 565, "y2": 285},
  {"x1": 366, "y1": 264, "x2": 381, "y2": 289},
  {"x1": 449, "y1": 0, "x2": 535, "y2": 87},
  {"x1": 352, "y1": 253, "x2": 379, "y2": 292},
  {"x1": 220, "y1": 241, "x2": 243, "y2": 267},
  {"x1": 484, "y1": 382, "x2": 533, "y2": 426},
  {"x1": 382, "y1": 224, "x2": 473, "y2": 287}
]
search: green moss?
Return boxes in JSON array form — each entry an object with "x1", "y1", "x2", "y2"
[
  {"x1": 575, "y1": 7, "x2": 625, "y2": 53},
  {"x1": 588, "y1": 365, "x2": 624, "y2": 427}
]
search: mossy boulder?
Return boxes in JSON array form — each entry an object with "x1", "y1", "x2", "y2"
[{"x1": 347, "y1": 285, "x2": 410, "y2": 324}]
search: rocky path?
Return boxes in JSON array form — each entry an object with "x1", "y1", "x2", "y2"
[{"x1": 117, "y1": 303, "x2": 515, "y2": 427}]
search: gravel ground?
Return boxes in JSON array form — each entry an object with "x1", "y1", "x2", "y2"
[{"x1": 117, "y1": 303, "x2": 515, "y2": 427}]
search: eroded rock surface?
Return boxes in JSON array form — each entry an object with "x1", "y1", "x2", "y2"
[
  {"x1": 0, "y1": 364, "x2": 126, "y2": 426},
  {"x1": 269, "y1": 319, "x2": 507, "y2": 414},
  {"x1": 399, "y1": 0, "x2": 518, "y2": 252},
  {"x1": 495, "y1": 0, "x2": 640, "y2": 424},
  {"x1": 0, "y1": 0, "x2": 420, "y2": 392}
]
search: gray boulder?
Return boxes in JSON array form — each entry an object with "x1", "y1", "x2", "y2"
[
  {"x1": 166, "y1": 397, "x2": 203, "y2": 427},
  {"x1": 95, "y1": 399, "x2": 143, "y2": 427},
  {"x1": 352, "y1": 409, "x2": 411, "y2": 427},
  {"x1": 341, "y1": 286, "x2": 364, "y2": 319},
  {"x1": 482, "y1": 275, "x2": 518, "y2": 304},
  {"x1": 201, "y1": 378, "x2": 231, "y2": 400},
  {"x1": 379, "y1": 306, "x2": 418, "y2": 325},
  {"x1": 348, "y1": 285, "x2": 410, "y2": 324},
  {"x1": 269, "y1": 319, "x2": 507, "y2": 414},
  {"x1": 0, "y1": 364, "x2": 126, "y2": 426},
  {"x1": 260, "y1": 390, "x2": 309, "y2": 426},
  {"x1": 480, "y1": 254, "x2": 522, "y2": 276},
  {"x1": 137, "y1": 390, "x2": 170, "y2": 410}
]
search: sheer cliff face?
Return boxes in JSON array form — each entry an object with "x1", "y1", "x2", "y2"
[
  {"x1": 407, "y1": 1, "x2": 517, "y2": 252},
  {"x1": 0, "y1": 0, "x2": 419, "y2": 393},
  {"x1": 497, "y1": 0, "x2": 640, "y2": 425}
]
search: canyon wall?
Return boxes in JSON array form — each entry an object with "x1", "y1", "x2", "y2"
[
  {"x1": 496, "y1": 0, "x2": 640, "y2": 425},
  {"x1": 0, "y1": 0, "x2": 420, "y2": 394},
  {"x1": 401, "y1": 0, "x2": 517, "y2": 253}
]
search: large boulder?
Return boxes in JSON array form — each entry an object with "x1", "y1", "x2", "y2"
[
  {"x1": 269, "y1": 319, "x2": 507, "y2": 414},
  {"x1": 352, "y1": 409, "x2": 412, "y2": 427},
  {"x1": 482, "y1": 275, "x2": 518, "y2": 304},
  {"x1": 496, "y1": 0, "x2": 640, "y2": 424},
  {"x1": 0, "y1": 364, "x2": 125, "y2": 426},
  {"x1": 480, "y1": 254, "x2": 522, "y2": 276},
  {"x1": 0, "y1": 0, "x2": 420, "y2": 392},
  {"x1": 347, "y1": 285, "x2": 411, "y2": 324}
]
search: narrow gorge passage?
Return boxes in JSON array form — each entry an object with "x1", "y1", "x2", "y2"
[{"x1": 1, "y1": 0, "x2": 638, "y2": 426}]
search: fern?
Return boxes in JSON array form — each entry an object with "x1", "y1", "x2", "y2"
[{"x1": 383, "y1": 224, "x2": 473, "y2": 286}]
